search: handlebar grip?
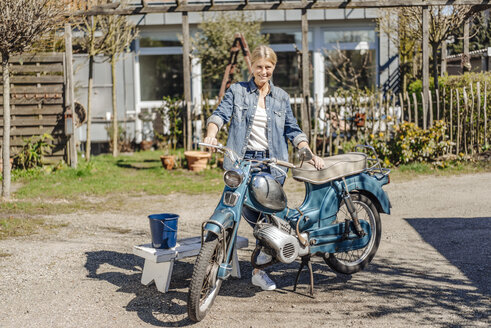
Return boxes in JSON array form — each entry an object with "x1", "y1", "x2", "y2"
[
  {"x1": 275, "y1": 159, "x2": 295, "y2": 168},
  {"x1": 199, "y1": 142, "x2": 222, "y2": 149}
]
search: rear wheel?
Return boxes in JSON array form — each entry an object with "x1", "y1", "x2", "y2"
[
  {"x1": 323, "y1": 193, "x2": 381, "y2": 274},
  {"x1": 187, "y1": 235, "x2": 225, "y2": 322}
]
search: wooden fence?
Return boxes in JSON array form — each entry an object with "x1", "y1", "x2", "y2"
[
  {"x1": 0, "y1": 53, "x2": 67, "y2": 162},
  {"x1": 399, "y1": 82, "x2": 489, "y2": 156},
  {"x1": 288, "y1": 83, "x2": 490, "y2": 157},
  {"x1": 147, "y1": 82, "x2": 489, "y2": 159}
]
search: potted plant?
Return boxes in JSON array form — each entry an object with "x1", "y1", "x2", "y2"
[
  {"x1": 157, "y1": 97, "x2": 183, "y2": 170},
  {"x1": 156, "y1": 133, "x2": 175, "y2": 170},
  {"x1": 184, "y1": 150, "x2": 211, "y2": 172}
]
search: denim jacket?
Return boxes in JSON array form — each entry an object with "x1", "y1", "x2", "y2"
[{"x1": 207, "y1": 78, "x2": 308, "y2": 177}]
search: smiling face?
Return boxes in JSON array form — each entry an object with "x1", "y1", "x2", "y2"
[{"x1": 252, "y1": 58, "x2": 275, "y2": 88}]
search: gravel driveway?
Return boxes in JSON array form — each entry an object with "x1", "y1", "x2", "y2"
[{"x1": 0, "y1": 172, "x2": 490, "y2": 327}]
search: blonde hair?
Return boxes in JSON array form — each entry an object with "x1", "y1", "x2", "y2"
[{"x1": 251, "y1": 45, "x2": 277, "y2": 66}]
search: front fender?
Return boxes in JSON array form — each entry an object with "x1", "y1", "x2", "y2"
[{"x1": 203, "y1": 208, "x2": 235, "y2": 236}]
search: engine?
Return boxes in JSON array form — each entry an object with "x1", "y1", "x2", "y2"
[{"x1": 253, "y1": 223, "x2": 309, "y2": 264}]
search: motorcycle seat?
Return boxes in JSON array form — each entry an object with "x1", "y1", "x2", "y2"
[{"x1": 292, "y1": 152, "x2": 367, "y2": 184}]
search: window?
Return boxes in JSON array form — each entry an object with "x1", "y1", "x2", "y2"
[
  {"x1": 322, "y1": 27, "x2": 377, "y2": 94},
  {"x1": 139, "y1": 31, "x2": 181, "y2": 47},
  {"x1": 267, "y1": 32, "x2": 312, "y2": 45},
  {"x1": 324, "y1": 49, "x2": 376, "y2": 93},
  {"x1": 273, "y1": 52, "x2": 302, "y2": 94},
  {"x1": 202, "y1": 76, "x2": 222, "y2": 99},
  {"x1": 324, "y1": 30, "x2": 375, "y2": 44},
  {"x1": 139, "y1": 55, "x2": 183, "y2": 101}
]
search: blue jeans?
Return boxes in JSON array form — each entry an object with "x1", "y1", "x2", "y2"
[{"x1": 242, "y1": 150, "x2": 286, "y2": 228}]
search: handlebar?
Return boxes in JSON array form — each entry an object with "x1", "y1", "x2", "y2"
[
  {"x1": 271, "y1": 159, "x2": 296, "y2": 169},
  {"x1": 198, "y1": 142, "x2": 297, "y2": 171},
  {"x1": 199, "y1": 142, "x2": 223, "y2": 150}
]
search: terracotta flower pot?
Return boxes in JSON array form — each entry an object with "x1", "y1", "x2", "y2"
[
  {"x1": 217, "y1": 157, "x2": 224, "y2": 169},
  {"x1": 160, "y1": 155, "x2": 175, "y2": 170},
  {"x1": 140, "y1": 140, "x2": 153, "y2": 151},
  {"x1": 184, "y1": 151, "x2": 211, "y2": 172}
]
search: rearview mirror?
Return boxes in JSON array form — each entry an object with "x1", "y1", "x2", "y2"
[{"x1": 298, "y1": 147, "x2": 313, "y2": 163}]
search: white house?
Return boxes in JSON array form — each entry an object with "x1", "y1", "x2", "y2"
[{"x1": 73, "y1": 7, "x2": 399, "y2": 152}]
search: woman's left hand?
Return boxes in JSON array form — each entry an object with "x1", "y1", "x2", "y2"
[{"x1": 310, "y1": 155, "x2": 325, "y2": 170}]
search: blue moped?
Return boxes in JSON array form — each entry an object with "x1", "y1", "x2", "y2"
[{"x1": 187, "y1": 144, "x2": 391, "y2": 322}]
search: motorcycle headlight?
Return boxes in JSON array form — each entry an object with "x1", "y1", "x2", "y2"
[{"x1": 223, "y1": 169, "x2": 243, "y2": 188}]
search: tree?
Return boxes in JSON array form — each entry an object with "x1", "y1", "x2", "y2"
[
  {"x1": 377, "y1": 9, "x2": 419, "y2": 92},
  {"x1": 0, "y1": 0, "x2": 62, "y2": 199},
  {"x1": 76, "y1": 15, "x2": 111, "y2": 161},
  {"x1": 191, "y1": 12, "x2": 268, "y2": 94},
  {"x1": 399, "y1": 5, "x2": 473, "y2": 91},
  {"x1": 101, "y1": 15, "x2": 137, "y2": 157},
  {"x1": 447, "y1": 10, "x2": 490, "y2": 56}
]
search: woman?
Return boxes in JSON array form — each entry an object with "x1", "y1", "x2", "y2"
[{"x1": 204, "y1": 45, "x2": 324, "y2": 291}]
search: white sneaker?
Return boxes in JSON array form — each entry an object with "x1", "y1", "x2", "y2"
[
  {"x1": 256, "y1": 250, "x2": 273, "y2": 265},
  {"x1": 252, "y1": 270, "x2": 276, "y2": 291}
]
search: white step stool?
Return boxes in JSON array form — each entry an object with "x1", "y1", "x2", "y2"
[{"x1": 133, "y1": 236, "x2": 249, "y2": 293}]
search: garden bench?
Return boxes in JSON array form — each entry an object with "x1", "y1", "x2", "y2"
[{"x1": 133, "y1": 236, "x2": 249, "y2": 293}]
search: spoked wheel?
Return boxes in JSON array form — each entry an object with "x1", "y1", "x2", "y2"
[
  {"x1": 323, "y1": 193, "x2": 381, "y2": 274},
  {"x1": 187, "y1": 234, "x2": 226, "y2": 322}
]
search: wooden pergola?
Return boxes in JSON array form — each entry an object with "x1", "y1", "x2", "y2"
[{"x1": 67, "y1": 0, "x2": 491, "y2": 150}]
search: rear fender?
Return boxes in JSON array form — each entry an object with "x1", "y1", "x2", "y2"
[{"x1": 343, "y1": 174, "x2": 391, "y2": 214}]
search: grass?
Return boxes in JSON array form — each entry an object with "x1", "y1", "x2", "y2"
[
  {"x1": 0, "y1": 150, "x2": 225, "y2": 239},
  {"x1": 101, "y1": 226, "x2": 132, "y2": 234},
  {"x1": 9, "y1": 151, "x2": 491, "y2": 203},
  {"x1": 390, "y1": 161, "x2": 491, "y2": 182},
  {"x1": 13, "y1": 151, "x2": 224, "y2": 201},
  {"x1": 0, "y1": 149, "x2": 489, "y2": 238},
  {"x1": 0, "y1": 216, "x2": 67, "y2": 240}
]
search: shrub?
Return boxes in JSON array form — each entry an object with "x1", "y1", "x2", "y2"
[
  {"x1": 439, "y1": 72, "x2": 491, "y2": 90},
  {"x1": 13, "y1": 133, "x2": 54, "y2": 170},
  {"x1": 157, "y1": 96, "x2": 183, "y2": 151},
  {"x1": 368, "y1": 121, "x2": 452, "y2": 167}
]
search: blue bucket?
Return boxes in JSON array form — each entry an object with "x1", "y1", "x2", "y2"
[{"x1": 148, "y1": 213, "x2": 179, "y2": 249}]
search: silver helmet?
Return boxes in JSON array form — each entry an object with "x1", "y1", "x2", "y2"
[{"x1": 249, "y1": 173, "x2": 287, "y2": 212}]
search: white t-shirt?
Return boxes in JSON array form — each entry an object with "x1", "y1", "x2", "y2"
[{"x1": 247, "y1": 104, "x2": 268, "y2": 151}]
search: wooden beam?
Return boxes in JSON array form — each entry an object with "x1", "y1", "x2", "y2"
[
  {"x1": 69, "y1": 1, "x2": 491, "y2": 16},
  {"x1": 0, "y1": 117, "x2": 59, "y2": 126},
  {"x1": 301, "y1": 4, "x2": 311, "y2": 139},
  {"x1": 422, "y1": 6, "x2": 429, "y2": 130},
  {"x1": 0, "y1": 86, "x2": 63, "y2": 94},
  {"x1": 463, "y1": 18, "x2": 471, "y2": 71},
  {"x1": 0, "y1": 96, "x2": 64, "y2": 105},
  {"x1": 65, "y1": 23, "x2": 78, "y2": 168},
  {"x1": 0, "y1": 126, "x2": 62, "y2": 137},
  {"x1": 0, "y1": 105, "x2": 63, "y2": 115},
  {"x1": 9, "y1": 54, "x2": 64, "y2": 63},
  {"x1": 441, "y1": 40, "x2": 447, "y2": 77},
  {"x1": 182, "y1": 3, "x2": 192, "y2": 150},
  {"x1": 9, "y1": 76, "x2": 64, "y2": 84},
  {"x1": 9, "y1": 64, "x2": 64, "y2": 74}
]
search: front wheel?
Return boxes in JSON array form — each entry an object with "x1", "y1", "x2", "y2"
[
  {"x1": 187, "y1": 235, "x2": 225, "y2": 322},
  {"x1": 323, "y1": 193, "x2": 381, "y2": 274}
]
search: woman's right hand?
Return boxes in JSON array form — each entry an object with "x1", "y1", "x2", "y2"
[{"x1": 203, "y1": 136, "x2": 218, "y2": 152}]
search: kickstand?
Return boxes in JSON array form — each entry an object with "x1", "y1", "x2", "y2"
[{"x1": 293, "y1": 256, "x2": 314, "y2": 296}]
